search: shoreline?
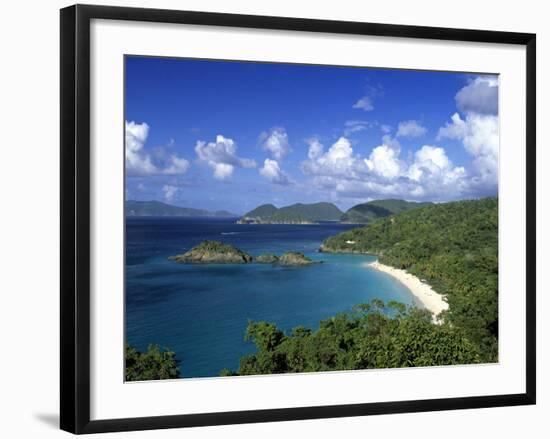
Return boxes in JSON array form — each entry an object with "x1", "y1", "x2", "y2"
[{"x1": 365, "y1": 260, "x2": 449, "y2": 323}]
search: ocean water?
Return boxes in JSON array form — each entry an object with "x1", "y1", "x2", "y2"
[{"x1": 125, "y1": 217, "x2": 415, "y2": 378}]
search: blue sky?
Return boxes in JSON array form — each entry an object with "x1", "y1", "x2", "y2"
[{"x1": 125, "y1": 56, "x2": 499, "y2": 214}]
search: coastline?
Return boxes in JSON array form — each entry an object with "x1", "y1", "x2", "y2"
[{"x1": 365, "y1": 260, "x2": 449, "y2": 323}]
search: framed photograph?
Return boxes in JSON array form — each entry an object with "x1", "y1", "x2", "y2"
[{"x1": 60, "y1": 4, "x2": 536, "y2": 434}]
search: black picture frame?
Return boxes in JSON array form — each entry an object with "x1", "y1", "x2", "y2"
[{"x1": 60, "y1": 4, "x2": 536, "y2": 434}]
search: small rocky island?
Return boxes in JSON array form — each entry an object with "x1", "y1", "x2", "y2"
[
  {"x1": 278, "y1": 251, "x2": 315, "y2": 266},
  {"x1": 169, "y1": 241, "x2": 316, "y2": 266},
  {"x1": 169, "y1": 240, "x2": 253, "y2": 264}
]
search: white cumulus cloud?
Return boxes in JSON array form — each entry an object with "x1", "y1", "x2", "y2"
[
  {"x1": 212, "y1": 163, "x2": 234, "y2": 181},
  {"x1": 259, "y1": 159, "x2": 291, "y2": 185},
  {"x1": 365, "y1": 145, "x2": 404, "y2": 180},
  {"x1": 455, "y1": 76, "x2": 498, "y2": 115},
  {"x1": 301, "y1": 137, "x2": 362, "y2": 179},
  {"x1": 259, "y1": 127, "x2": 291, "y2": 160},
  {"x1": 195, "y1": 135, "x2": 256, "y2": 181},
  {"x1": 301, "y1": 134, "x2": 468, "y2": 201},
  {"x1": 298, "y1": 76, "x2": 498, "y2": 202},
  {"x1": 125, "y1": 121, "x2": 190, "y2": 176},
  {"x1": 434, "y1": 75, "x2": 499, "y2": 195},
  {"x1": 438, "y1": 112, "x2": 498, "y2": 187},
  {"x1": 125, "y1": 121, "x2": 155, "y2": 175},
  {"x1": 408, "y1": 145, "x2": 466, "y2": 187}
]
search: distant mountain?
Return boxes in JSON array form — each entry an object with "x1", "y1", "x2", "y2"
[
  {"x1": 125, "y1": 200, "x2": 238, "y2": 218},
  {"x1": 238, "y1": 202, "x2": 343, "y2": 224},
  {"x1": 340, "y1": 199, "x2": 432, "y2": 224},
  {"x1": 244, "y1": 204, "x2": 278, "y2": 218}
]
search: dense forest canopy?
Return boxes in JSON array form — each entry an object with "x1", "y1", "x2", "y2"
[
  {"x1": 322, "y1": 197, "x2": 499, "y2": 362},
  {"x1": 221, "y1": 300, "x2": 481, "y2": 376},
  {"x1": 340, "y1": 199, "x2": 432, "y2": 224},
  {"x1": 243, "y1": 203, "x2": 278, "y2": 218},
  {"x1": 241, "y1": 202, "x2": 343, "y2": 222},
  {"x1": 125, "y1": 344, "x2": 180, "y2": 381}
]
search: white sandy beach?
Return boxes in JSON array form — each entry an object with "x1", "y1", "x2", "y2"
[{"x1": 366, "y1": 260, "x2": 449, "y2": 323}]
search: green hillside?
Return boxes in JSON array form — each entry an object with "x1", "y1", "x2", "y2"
[
  {"x1": 221, "y1": 299, "x2": 481, "y2": 377},
  {"x1": 239, "y1": 202, "x2": 342, "y2": 224},
  {"x1": 125, "y1": 200, "x2": 237, "y2": 217},
  {"x1": 322, "y1": 197, "x2": 499, "y2": 362},
  {"x1": 341, "y1": 199, "x2": 432, "y2": 224},
  {"x1": 244, "y1": 204, "x2": 278, "y2": 218}
]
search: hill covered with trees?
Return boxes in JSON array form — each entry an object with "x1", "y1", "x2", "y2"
[
  {"x1": 322, "y1": 197, "x2": 498, "y2": 361},
  {"x1": 340, "y1": 199, "x2": 432, "y2": 224},
  {"x1": 238, "y1": 202, "x2": 343, "y2": 224}
]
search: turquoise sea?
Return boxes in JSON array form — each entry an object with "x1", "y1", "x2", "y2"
[{"x1": 125, "y1": 217, "x2": 416, "y2": 378}]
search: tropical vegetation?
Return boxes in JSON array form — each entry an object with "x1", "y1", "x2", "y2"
[
  {"x1": 125, "y1": 344, "x2": 180, "y2": 381},
  {"x1": 340, "y1": 199, "x2": 432, "y2": 224},
  {"x1": 220, "y1": 299, "x2": 481, "y2": 376},
  {"x1": 239, "y1": 202, "x2": 343, "y2": 223},
  {"x1": 322, "y1": 197, "x2": 498, "y2": 362},
  {"x1": 128, "y1": 197, "x2": 498, "y2": 379}
]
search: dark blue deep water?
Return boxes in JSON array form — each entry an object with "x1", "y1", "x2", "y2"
[{"x1": 125, "y1": 217, "x2": 415, "y2": 378}]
